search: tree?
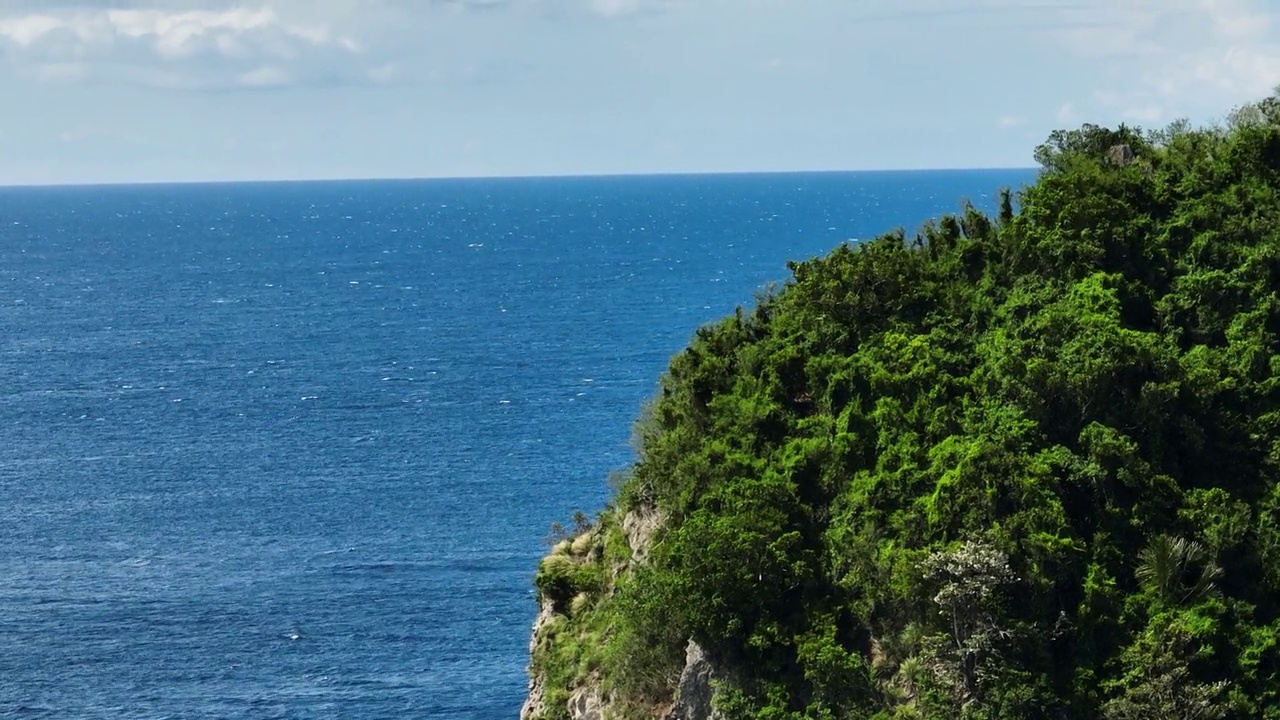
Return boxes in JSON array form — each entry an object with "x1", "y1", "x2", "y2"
[
  {"x1": 1103, "y1": 625, "x2": 1229, "y2": 720},
  {"x1": 1033, "y1": 123, "x2": 1149, "y2": 172},
  {"x1": 1135, "y1": 535, "x2": 1222, "y2": 607},
  {"x1": 919, "y1": 540, "x2": 1019, "y2": 711}
]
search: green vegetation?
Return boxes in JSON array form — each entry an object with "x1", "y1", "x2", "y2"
[{"x1": 528, "y1": 92, "x2": 1280, "y2": 719}]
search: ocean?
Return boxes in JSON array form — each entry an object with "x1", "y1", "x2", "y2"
[{"x1": 0, "y1": 169, "x2": 1036, "y2": 718}]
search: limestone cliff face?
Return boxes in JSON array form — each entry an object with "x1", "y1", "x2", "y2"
[
  {"x1": 519, "y1": 598, "x2": 555, "y2": 720},
  {"x1": 520, "y1": 504, "x2": 727, "y2": 720}
]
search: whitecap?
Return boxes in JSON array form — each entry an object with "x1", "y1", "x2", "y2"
[{"x1": 318, "y1": 547, "x2": 358, "y2": 555}]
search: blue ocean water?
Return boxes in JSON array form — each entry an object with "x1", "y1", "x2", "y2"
[{"x1": 0, "y1": 169, "x2": 1035, "y2": 719}]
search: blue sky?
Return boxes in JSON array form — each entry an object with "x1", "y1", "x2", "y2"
[{"x1": 0, "y1": 0, "x2": 1277, "y2": 185}]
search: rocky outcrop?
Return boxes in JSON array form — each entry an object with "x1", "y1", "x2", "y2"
[
  {"x1": 621, "y1": 504, "x2": 665, "y2": 564},
  {"x1": 523, "y1": 504, "x2": 680, "y2": 720},
  {"x1": 519, "y1": 599, "x2": 556, "y2": 720},
  {"x1": 568, "y1": 687, "x2": 607, "y2": 720},
  {"x1": 524, "y1": 633, "x2": 727, "y2": 720},
  {"x1": 1106, "y1": 143, "x2": 1135, "y2": 166},
  {"x1": 663, "y1": 640, "x2": 725, "y2": 720}
]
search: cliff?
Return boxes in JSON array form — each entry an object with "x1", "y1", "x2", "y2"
[{"x1": 523, "y1": 96, "x2": 1280, "y2": 719}]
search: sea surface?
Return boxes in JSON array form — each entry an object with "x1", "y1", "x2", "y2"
[{"x1": 0, "y1": 169, "x2": 1036, "y2": 719}]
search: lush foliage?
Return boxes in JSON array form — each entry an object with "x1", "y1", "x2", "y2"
[{"x1": 530, "y1": 94, "x2": 1280, "y2": 719}]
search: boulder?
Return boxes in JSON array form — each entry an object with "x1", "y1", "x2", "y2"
[{"x1": 1107, "y1": 143, "x2": 1135, "y2": 166}]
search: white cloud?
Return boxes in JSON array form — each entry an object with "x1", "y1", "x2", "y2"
[
  {"x1": 1194, "y1": 45, "x2": 1280, "y2": 96},
  {"x1": 586, "y1": 0, "x2": 644, "y2": 18},
  {"x1": 1201, "y1": 0, "x2": 1269, "y2": 38},
  {"x1": 1049, "y1": 5, "x2": 1164, "y2": 59},
  {"x1": 1176, "y1": 0, "x2": 1280, "y2": 98},
  {"x1": 995, "y1": 115, "x2": 1026, "y2": 129},
  {"x1": 1056, "y1": 101, "x2": 1078, "y2": 124},
  {"x1": 0, "y1": 14, "x2": 64, "y2": 46},
  {"x1": 0, "y1": 4, "x2": 376, "y2": 88},
  {"x1": 1048, "y1": 1, "x2": 1280, "y2": 119}
]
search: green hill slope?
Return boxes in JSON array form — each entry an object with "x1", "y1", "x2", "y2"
[{"x1": 523, "y1": 95, "x2": 1280, "y2": 720}]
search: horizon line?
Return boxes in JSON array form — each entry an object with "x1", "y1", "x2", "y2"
[{"x1": 0, "y1": 166, "x2": 1041, "y2": 192}]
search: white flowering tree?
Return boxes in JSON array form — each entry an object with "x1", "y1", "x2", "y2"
[{"x1": 919, "y1": 539, "x2": 1019, "y2": 712}]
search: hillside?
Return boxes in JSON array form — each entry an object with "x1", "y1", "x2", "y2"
[{"x1": 523, "y1": 95, "x2": 1280, "y2": 720}]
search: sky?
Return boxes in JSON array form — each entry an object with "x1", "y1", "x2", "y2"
[{"x1": 0, "y1": 0, "x2": 1277, "y2": 185}]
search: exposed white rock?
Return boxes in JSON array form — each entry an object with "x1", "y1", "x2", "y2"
[
  {"x1": 664, "y1": 640, "x2": 724, "y2": 720},
  {"x1": 568, "y1": 686, "x2": 607, "y2": 720},
  {"x1": 1107, "y1": 143, "x2": 1136, "y2": 166},
  {"x1": 621, "y1": 504, "x2": 666, "y2": 564},
  {"x1": 519, "y1": 599, "x2": 556, "y2": 720}
]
